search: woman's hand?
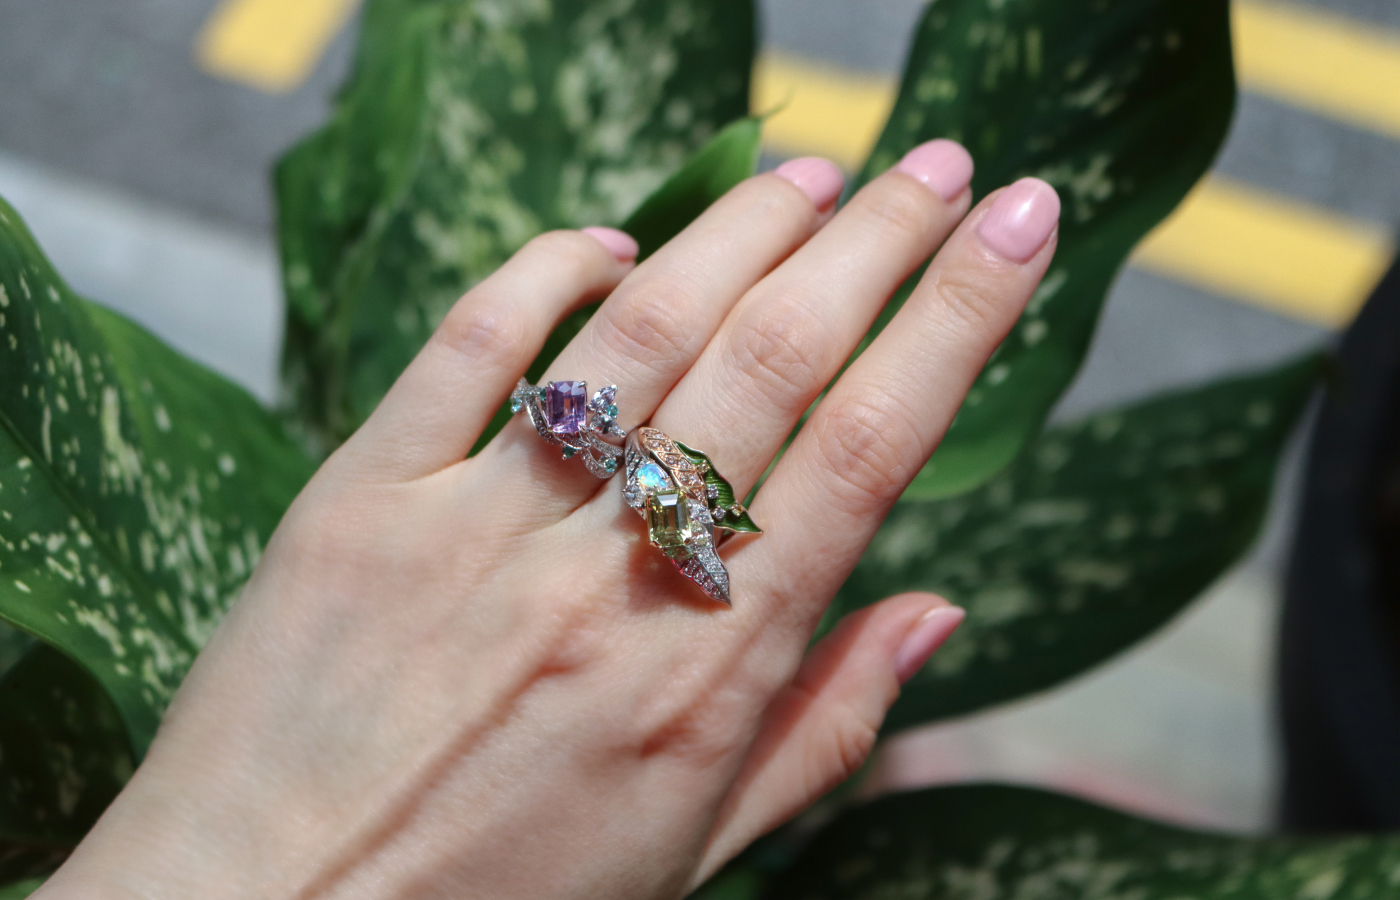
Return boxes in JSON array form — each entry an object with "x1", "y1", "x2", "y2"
[{"x1": 37, "y1": 140, "x2": 1059, "y2": 900}]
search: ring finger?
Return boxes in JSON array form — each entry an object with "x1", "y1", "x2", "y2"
[{"x1": 641, "y1": 139, "x2": 977, "y2": 518}]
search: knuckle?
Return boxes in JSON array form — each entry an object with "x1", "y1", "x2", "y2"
[
  {"x1": 595, "y1": 278, "x2": 702, "y2": 368},
  {"x1": 822, "y1": 701, "x2": 880, "y2": 784},
  {"x1": 435, "y1": 299, "x2": 531, "y2": 367},
  {"x1": 624, "y1": 666, "x2": 743, "y2": 768},
  {"x1": 724, "y1": 294, "x2": 828, "y2": 411},
  {"x1": 925, "y1": 269, "x2": 1004, "y2": 337},
  {"x1": 812, "y1": 398, "x2": 920, "y2": 511},
  {"x1": 860, "y1": 180, "x2": 940, "y2": 241}
]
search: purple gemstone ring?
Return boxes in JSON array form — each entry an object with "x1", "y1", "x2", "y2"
[{"x1": 509, "y1": 379, "x2": 625, "y2": 478}]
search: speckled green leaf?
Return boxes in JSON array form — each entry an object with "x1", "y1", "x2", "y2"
[
  {"x1": 0, "y1": 644, "x2": 132, "y2": 845},
  {"x1": 0, "y1": 622, "x2": 32, "y2": 679},
  {"x1": 622, "y1": 116, "x2": 763, "y2": 261},
  {"x1": 0, "y1": 197, "x2": 314, "y2": 755},
  {"x1": 278, "y1": 0, "x2": 755, "y2": 450},
  {"x1": 768, "y1": 784, "x2": 1400, "y2": 899},
  {"x1": 831, "y1": 355, "x2": 1319, "y2": 730},
  {"x1": 858, "y1": 0, "x2": 1234, "y2": 499}
]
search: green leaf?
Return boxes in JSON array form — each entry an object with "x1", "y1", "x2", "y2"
[
  {"x1": 0, "y1": 197, "x2": 314, "y2": 756},
  {"x1": 831, "y1": 355, "x2": 1320, "y2": 730},
  {"x1": 860, "y1": 0, "x2": 1235, "y2": 499},
  {"x1": 673, "y1": 439, "x2": 762, "y2": 534},
  {"x1": 277, "y1": 0, "x2": 756, "y2": 449},
  {"x1": 622, "y1": 117, "x2": 763, "y2": 261},
  {"x1": 0, "y1": 877, "x2": 46, "y2": 900},
  {"x1": 0, "y1": 643, "x2": 133, "y2": 845},
  {"x1": 765, "y1": 784, "x2": 1400, "y2": 899},
  {"x1": 0, "y1": 622, "x2": 33, "y2": 679}
]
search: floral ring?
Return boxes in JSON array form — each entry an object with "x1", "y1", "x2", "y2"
[
  {"x1": 510, "y1": 379, "x2": 624, "y2": 478},
  {"x1": 622, "y1": 427, "x2": 762, "y2": 606}
]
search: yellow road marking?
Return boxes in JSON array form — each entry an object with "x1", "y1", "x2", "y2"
[
  {"x1": 752, "y1": 54, "x2": 896, "y2": 171},
  {"x1": 194, "y1": 0, "x2": 1399, "y2": 326},
  {"x1": 1235, "y1": 0, "x2": 1400, "y2": 142},
  {"x1": 757, "y1": 3, "x2": 1400, "y2": 163},
  {"x1": 195, "y1": 0, "x2": 359, "y2": 93},
  {"x1": 1132, "y1": 177, "x2": 1393, "y2": 327}
]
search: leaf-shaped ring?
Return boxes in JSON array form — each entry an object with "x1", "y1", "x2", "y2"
[
  {"x1": 510, "y1": 379, "x2": 625, "y2": 478},
  {"x1": 622, "y1": 427, "x2": 762, "y2": 606}
]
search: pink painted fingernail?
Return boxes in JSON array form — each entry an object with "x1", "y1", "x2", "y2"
[
  {"x1": 581, "y1": 227, "x2": 639, "y2": 263},
  {"x1": 976, "y1": 178, "x2": 1061, "y2": 263},
  {"x1": 894, "y1": 139, "x2": 974, "y2": 202},
  {"x1": 773, "y1": 157, "x2": 845, "y2": 212},
  {"x1": 894, "y1": 606, "x2": 966, "y2": 684}
]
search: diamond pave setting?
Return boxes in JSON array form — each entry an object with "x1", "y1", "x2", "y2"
[
  {"x1": 622, "y1": 426, "x2": 760, "y2": 606},
  {"x1": 511, "y1": 379, "x2": 624, "y2": 478}
]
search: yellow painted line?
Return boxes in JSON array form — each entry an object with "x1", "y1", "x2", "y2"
[
  {"x1": 755, "y1": 2, "x2": 1400, "y2": 164},
  {"x1": 753, "y1": 53, "x2": 896, "y2": 170},
  {"x1": 1132, "y1": 177, "x2": 1393, "y2": 327},
  {"x1": 195, "y1": 0, "x2": 359, "y2": 93},
  {"x1": 1235, "y1": 0, "x2": 1400, "y2": 142}
]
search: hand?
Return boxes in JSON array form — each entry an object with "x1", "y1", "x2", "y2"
[{"x1": 37, "y1": 140, "x2": 1059, "y2": 900}]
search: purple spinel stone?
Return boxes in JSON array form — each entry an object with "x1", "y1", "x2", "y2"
[{"x1": 545, "y1": 381, "x2": 588, "y2": 435}]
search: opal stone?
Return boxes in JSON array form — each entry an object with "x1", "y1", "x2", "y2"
[
  {"x1": 647, "y1": 490, "x2": 693, "y2": 551},
  {"x1": 635, "y1": 462, "x2": 670, "y2": 494},
  {"x1": 545, "y1": 381, "x2": 588, "y2": 435}
]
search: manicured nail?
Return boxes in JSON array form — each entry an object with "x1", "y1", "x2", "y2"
[
  {"x1": 895, "y1": 139, "x2": 974, "y2": 202},
  {"x1": 975, "y1": 178, "x2": 1061, "y2": 263},
  {"x1": 773, "y1": 157, "x2": 845, "y2": 212},
  {"x1": 894, "y1": 606, "x2": 966, "y2": 684},
  {"x1": 581, "y1": 226, "x2": 639, "y2": 263}
]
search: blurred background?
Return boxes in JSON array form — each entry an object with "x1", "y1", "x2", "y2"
[{"x1": 0, "y1": 0, "x2": 1395, "y2": 832}]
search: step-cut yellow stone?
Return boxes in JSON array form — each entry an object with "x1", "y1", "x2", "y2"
[{"x1": 647, "y1": 490, "x2": 694, "y2": 555}]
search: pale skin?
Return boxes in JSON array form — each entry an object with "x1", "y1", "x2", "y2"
[{"x1": 36, "y1": 139, "x2": 1060, "y2": 900}]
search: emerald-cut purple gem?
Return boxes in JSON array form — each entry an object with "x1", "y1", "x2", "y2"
[{"x1": 545, "y1": 381, "x2": 588, "y2": 435}]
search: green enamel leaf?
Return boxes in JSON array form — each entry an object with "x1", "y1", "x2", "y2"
[
  {"x1": 831, "y1": 355, "x2": 1320, "y2": 731},
  {"x1": 767, "y1": 784, "x2": 1400, "y2": 899},
  {"x1": 622, "y1": 117, "x2": 763, "y2": 261},
  {"x1": 673, "y1": 439, "x2": 762, "y2": 534},
  {"x1": 277, "y1": 0, "x2": 755, "y2": 450},
  {"x1": 858, "y1": 0, "x2": 1234, "y2": 499},
  {"x1": 0, "y1": 197, "x2": 314, "y2": 756},
  {"x1": 0, "y1": 644, "x2": 133, "y2": 846}
]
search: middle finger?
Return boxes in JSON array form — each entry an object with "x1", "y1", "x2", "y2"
[{"x1": 646, "y1": 140, "x2": 976, "y2": 496}]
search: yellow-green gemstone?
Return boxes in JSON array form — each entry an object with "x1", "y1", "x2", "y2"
[{"x1": 647, "y1": 490, "x2": 693, "y2": 551}]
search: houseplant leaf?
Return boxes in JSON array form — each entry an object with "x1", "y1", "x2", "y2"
[
  {"x1": 0, "y1": 197, "x2": 314, "y2": 756},
  {"x1": 622, "y1": 116, "x2": 764, "y2": 261},
  {"x1": 0, "y1": 643, "x2": 133, "y2": 846},
  {"x1": 766, "y1": 783, "x2": 1400, "y2": 899},
  {"x1": 831, "y1": 354, "x2": 1320, "y2": 731},
  {"x1": 0, "y1": 877, "x2": 46, "y2": 900},
  {"x1": 277, "y1": 0, "x2": 756, "y2": 449},
  {"x1": 859, "y1": 0, "x2": 1235, "y2": 498}
]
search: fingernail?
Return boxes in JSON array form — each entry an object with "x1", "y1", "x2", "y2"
[
  {"x1": 894, "y1": 139, "x2": 974, "y2": 202},
  {"x1": 894, "y1": 606, "x2": 965, "y2": 684},
  {"x1": 581, "y1": 226, "x2": 639, "y2": 263},
  {"x1": 773, "y1": 157, "x2": 845, "y2": 213},
  {"x1": 975, "y1": 178, "x2": 1061, "y2": 263}
]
